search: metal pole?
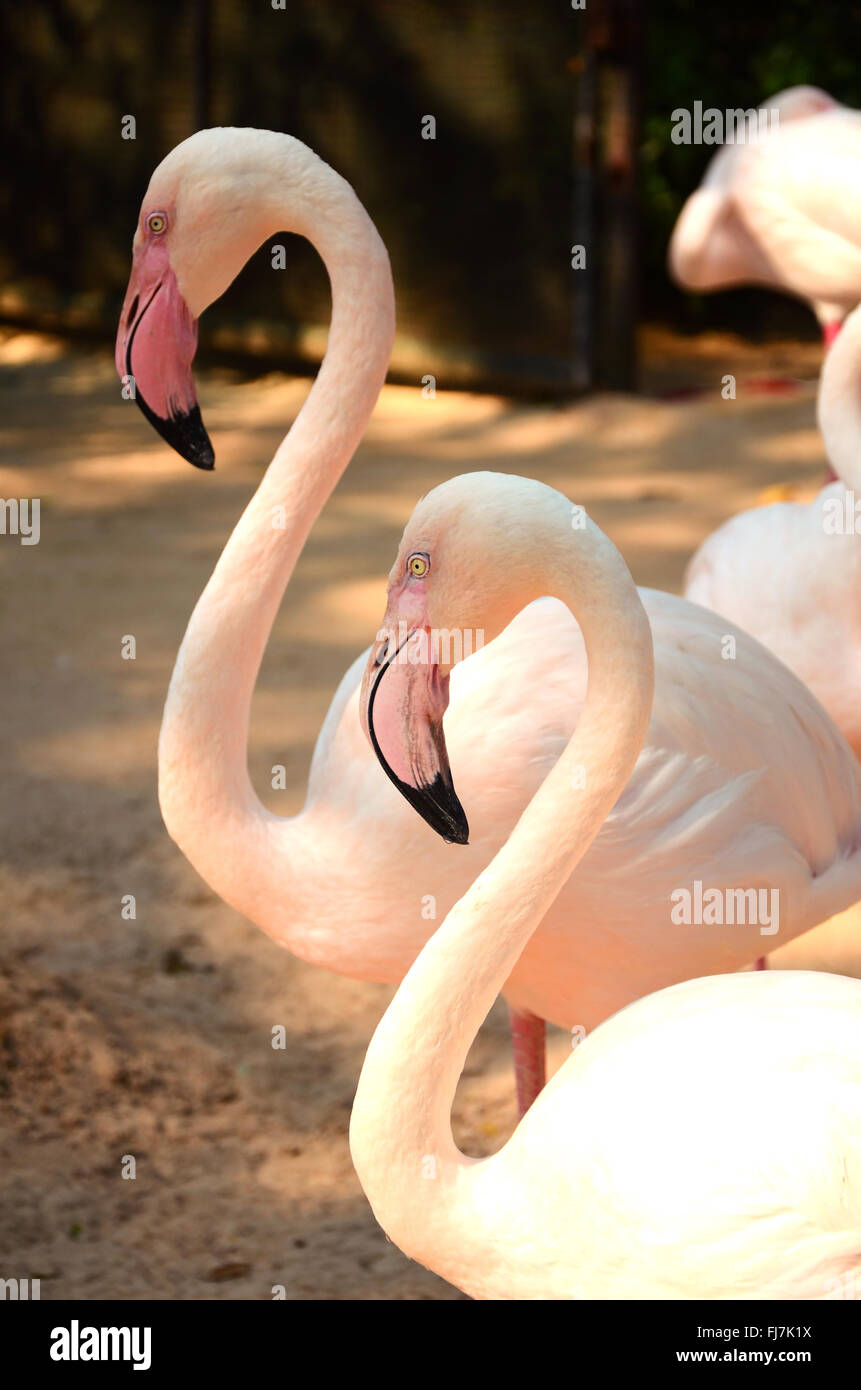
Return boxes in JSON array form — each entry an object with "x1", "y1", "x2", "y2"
[
  {"x1": 572, "y1": 38, "x2": 596, "y2": 393},
  {"x1": 588, "y1": 0, "x2": 643, "y2": 391}
]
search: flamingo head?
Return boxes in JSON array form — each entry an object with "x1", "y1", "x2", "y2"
[
  {"x1": 116, "y1": 128, "x2": 313, "y2": 470},
  {"x1": 361, "y1": 472, "x2": 569, "y2": 844}
]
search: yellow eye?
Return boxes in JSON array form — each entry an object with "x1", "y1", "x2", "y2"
[
  {"x1": 146, "y1": 211, "x2": 168, "y2": 235},
  {"x1": 407, "y1": 553, "x2": 429, "y2": 578}
]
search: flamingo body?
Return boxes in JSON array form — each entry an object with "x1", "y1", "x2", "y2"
[
  {"x1": 686, "y1": 486, "x2": 861, "y2": 757},
  {"x1": 308, "y1": 590, "x2": 861, "y2": 1030},
  {"x1": 669, "y1": 87, "x2": 861, "y2": 330},
  {"x1": 428, "y1": 970, "x2": 861, "y2": 1300},
  {"x1": 685, "y1": 303, "x2": 861, "y2": 756}
]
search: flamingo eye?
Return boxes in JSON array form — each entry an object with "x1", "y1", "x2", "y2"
[
  {"x1": 146, "y1": 211, "x2": 168, "y2": 235},
  {"x1": 407, "y1": 553, "x2": 429, "y2": 578}
]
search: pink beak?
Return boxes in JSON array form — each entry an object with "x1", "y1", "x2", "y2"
[
  {"x1": 360, "y1": 621, "x2": 469, "y2": 845},
  {"x1": 115, "y1": 236, "x2": 214, "y2": 470}
]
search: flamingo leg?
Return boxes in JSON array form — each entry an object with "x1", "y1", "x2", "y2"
[{"x1": 508, "y1": 1005, "x2": 546, "y2": 1118}]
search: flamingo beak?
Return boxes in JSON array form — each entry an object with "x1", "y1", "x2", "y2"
[
  {"x1": 360, "y1": 626, "x2": 469, "y2": 845},
  {"x1": 115, "y1": 240, "x2": 214, "y2": 470}
]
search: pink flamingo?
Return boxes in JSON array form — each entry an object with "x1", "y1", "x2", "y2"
[
  {"x1": 350, "y1": 473, "x2": 861, "y2": 1300},
  {"x1": 686, "y1": 302, "x2": 861, "y2": 759},
  {"x1": 118, "y1": 131, "x2": 861, "y2": 1119},
  {"x1": 669, "y1": 86, "x2": 861, "y2": 348}
]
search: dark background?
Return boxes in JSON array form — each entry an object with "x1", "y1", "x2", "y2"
[{"x1": 1, "y1": 0, "x2": 859, "y2": 389}]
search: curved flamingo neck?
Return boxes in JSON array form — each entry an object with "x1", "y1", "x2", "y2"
[
  {"x1": 159, "y1": 154, "x2": 395, "y2": 947},
  {"x1": 349, "y1": 513, "x2": 654, "y2": 1282},
  {"x1": 817, "y1": 305, "x2": 861, "y2": 492}
]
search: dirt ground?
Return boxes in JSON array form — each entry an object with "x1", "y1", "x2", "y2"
[{"x1": 2, "y1": 324, "x2": 860, "y2": 1301}]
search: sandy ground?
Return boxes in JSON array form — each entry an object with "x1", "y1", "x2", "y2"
[{"x1": 1, "y1": 326, "x2": 860, "y2": 1301}]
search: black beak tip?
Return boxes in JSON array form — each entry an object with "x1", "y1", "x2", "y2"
[
  {"x1": 135, "y1": 391, "x2": 216, "y2": 471},
  {"x1": 188, "y1": 442, "x2": 216, "y2": 472},
  {"x1": 401, "y1": 773, "x2": 470, "y2": 846},
  {"x1": 441, "y1": 802, "x2": 470, "y2": 846},
  {"x1": 444, "y1": 825, "x2": 470, "y2": 847}
]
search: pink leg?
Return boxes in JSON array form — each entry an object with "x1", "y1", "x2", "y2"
[
  {"x1": 508, "y1": 1004, "x2": 546, "y2": 1118},
  {"x1": 755, "y1": 955, "x2": 768, "y2": 971}
]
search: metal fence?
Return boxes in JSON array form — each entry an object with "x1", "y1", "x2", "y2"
[
  {"x1": 4, "y1": 0, "x2": 855, "y2": 395},
  {"x1": 1, "y1": 0, "x2": 581, "y2": 393}
]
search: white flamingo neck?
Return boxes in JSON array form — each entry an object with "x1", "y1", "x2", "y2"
[
  {"x1": 349, "y1": 513, "x2": 654, "y2": 1279},
  {"x1": 818, "y1": 304, "x2": 861, "y2": 491},
  {"x1": 158, "y1": 141, "x2": 395, "y2": 941}
]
